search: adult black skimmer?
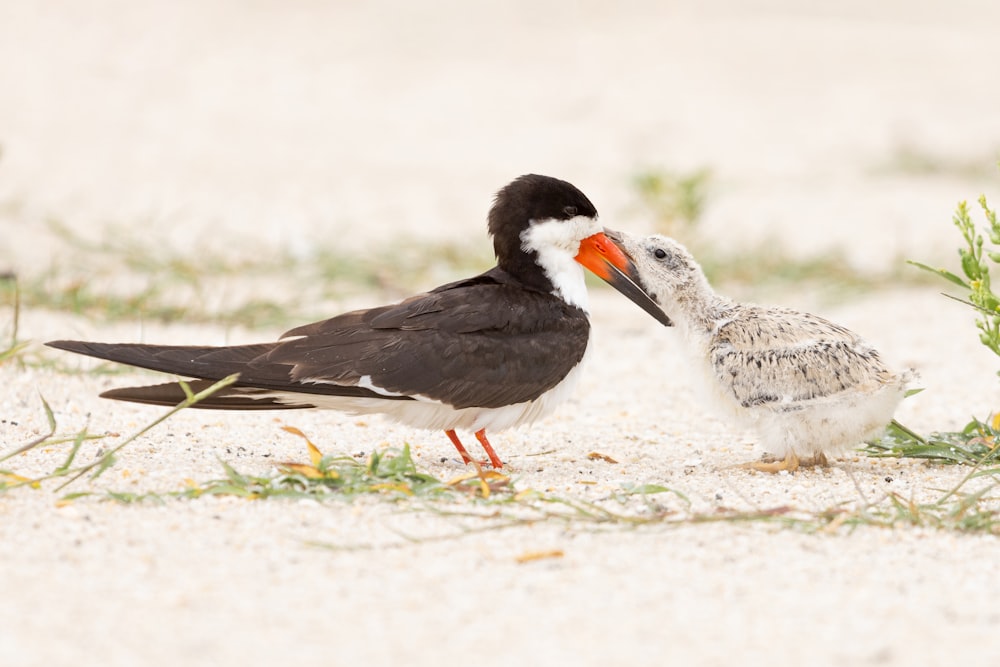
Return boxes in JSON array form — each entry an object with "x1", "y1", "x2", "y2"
[{"x1": 47, "y1": 175, "x2": 670, "y2": 469}]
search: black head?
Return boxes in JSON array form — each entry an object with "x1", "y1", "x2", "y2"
[{"x1": 487, "y1": 175, "x2": 598, "y2": 287}]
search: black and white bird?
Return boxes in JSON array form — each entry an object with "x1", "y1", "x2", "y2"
[
  {"x1": 606, "y1": 230, "x2": 913, "y2": 472},
  {"x1": 48, "y1": 175, "x2": 670, "y2": 468}
]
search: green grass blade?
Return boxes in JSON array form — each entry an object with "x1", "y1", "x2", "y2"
[
  {"x1": 0, "y1": 395, "x2": 59, "y2": 464},
  {"x1": 906, "y1": 260, "x2": 970, "y2": 288},
  {"x1": 53, "y1": 373, "x2": 240, "y2": 490}
]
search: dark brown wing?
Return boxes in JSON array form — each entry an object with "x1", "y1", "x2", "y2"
[
  {"x1": 47, "y1": 268, "x2": 590, "y2": 410},
  {"x1": 268, "y1": 268, "x2": 590, "y2": 409}
]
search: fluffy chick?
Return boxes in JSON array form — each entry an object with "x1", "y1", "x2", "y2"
[{"x1": 610, "y1": 231, "x2": 913, "y2": 472}]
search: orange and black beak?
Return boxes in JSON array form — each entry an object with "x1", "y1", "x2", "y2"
[{"x1": 575, "y1": 230, "x2": 672, "y2": 326}]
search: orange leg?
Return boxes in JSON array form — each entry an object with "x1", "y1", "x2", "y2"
[
  {"x1": 443, "y1": 429, "x2": 504, "y2": 469},
  {"x1": 474, "y1": 429, "x2": 503, "y2": 469},
  {"x1": 444, "y1": 429, "x2": 473, "y2": 464}
]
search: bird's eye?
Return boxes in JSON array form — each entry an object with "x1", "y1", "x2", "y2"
[
  {"x1": 653, "y1": 248, "x2": 667, "y2": 259},
  {"x1": 563, "y1": 205, "x2": 577, "y2": 217}
]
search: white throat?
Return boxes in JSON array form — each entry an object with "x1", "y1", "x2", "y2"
[{"x1": 519, "y1": 215, "x2": 599, "y2": 313}]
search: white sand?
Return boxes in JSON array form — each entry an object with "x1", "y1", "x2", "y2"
[{"x1": 3, "y1": 2, "x2": 1000, "y2": 665}]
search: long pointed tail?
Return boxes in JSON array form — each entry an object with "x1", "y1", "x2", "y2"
[
  {"x1": 46, "y1": 339, "x2": 316, "y2": 409},
  {"x1": 46, "y1": 339, "x2": 276, "y2": 380}
]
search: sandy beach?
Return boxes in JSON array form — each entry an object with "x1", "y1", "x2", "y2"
[{"x1": 3, "y1": 2, "x2": 1000, "y2": 665}]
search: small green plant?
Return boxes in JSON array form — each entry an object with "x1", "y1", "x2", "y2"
[
  {"x1": 867, "y1": 192, "x2": 1000, "y2": 464},
  {"x1": 864, "y1": 418, "x2": 1000, "y2": 465},
  {"x1": 632, "y1": 167, "x2": 712, "y2": 238},
  {"x1": 176, "y1": 426, "x2": 506, "y2": 502},
  {"x1": 910, "y1": 195, "x2": 1000, "y2": 362}
]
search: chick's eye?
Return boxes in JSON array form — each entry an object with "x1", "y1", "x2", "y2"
[
  {"x1": 653, "y1": 248, "x2": 667, "y2": 259},
  {"x1": 563, "y1": 205, "x2": 577, "y2": 217}
]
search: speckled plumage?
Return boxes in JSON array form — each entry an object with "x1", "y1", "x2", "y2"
[{"x1": 610, "y1": 231, "x2": 913, "y2": 467}]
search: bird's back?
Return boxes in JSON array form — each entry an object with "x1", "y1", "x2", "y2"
[{"x1": 709, "y1": 305, "x2": 901, "y2": 411}]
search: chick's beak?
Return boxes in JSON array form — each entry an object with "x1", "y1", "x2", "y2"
[{"x1": 575, "y1": 231, "x2": 672, "y2": 326}]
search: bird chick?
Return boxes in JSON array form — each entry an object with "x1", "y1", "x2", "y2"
[{"x1": 608, "y1": 231, "x2": 913, "y2": 472}]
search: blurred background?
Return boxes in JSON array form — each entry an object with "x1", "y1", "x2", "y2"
[
  {"x1": 1, "y1": 0, "x2": 999, "y2": 321},
  {"x1": 5, "y1": 5, "x2": 1000, "y2": 664}
]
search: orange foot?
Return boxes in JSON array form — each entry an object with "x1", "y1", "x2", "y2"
[{"x1": 739, "y1": 451, "x2": 830, "y2": 474}]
